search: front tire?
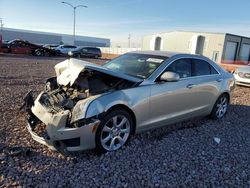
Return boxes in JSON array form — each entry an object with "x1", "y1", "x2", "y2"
[
  {"x1": 210, "y1": 94, "x2": 229, "y2": 119},
  {"x1": 95, "y1": 109, "x2": 133, "y2": 152}
]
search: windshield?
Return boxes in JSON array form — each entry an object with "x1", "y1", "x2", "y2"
[{"x1": 103, "y1": 53, "x2": 168, "y2": 78}]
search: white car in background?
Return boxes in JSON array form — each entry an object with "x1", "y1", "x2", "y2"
[
  {"x1": 55, "y1": 45, "x2": 77, "y2": 54},
  {"x1": 234, "y1": 66, "x2": 250, "y2": 87}
]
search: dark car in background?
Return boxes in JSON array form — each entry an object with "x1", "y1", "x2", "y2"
[
  {"x1": 7, "y1": 39, "x2": 57, "y2": 56},
  {"x1": 68, "y1": 47, "x2": 102, "y2": 58}
]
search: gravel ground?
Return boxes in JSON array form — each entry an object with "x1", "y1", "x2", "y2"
[{"x1": 0, "y1": 54, "x2": 250, "y2": 187}]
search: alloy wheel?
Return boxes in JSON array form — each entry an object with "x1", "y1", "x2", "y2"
[
  {"x1": 215, "y1": 96, "x2": 228, "y2": 118},
  {"x1": 100, "y1": 115, "x2": 130, "y2": 151}
]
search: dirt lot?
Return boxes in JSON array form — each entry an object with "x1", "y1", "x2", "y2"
[{"x1": 0, "y1": 54, "x2": 250, "y2": 187}]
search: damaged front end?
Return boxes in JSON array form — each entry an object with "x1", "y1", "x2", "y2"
[
  {"x1": 22, "y1": 90, "x2": 101, "y2": 152},
  {"x1": 22, "y1": 59, "x2": 140, "y2": 152}
]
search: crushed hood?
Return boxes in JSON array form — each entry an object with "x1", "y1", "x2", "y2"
[{"x1": 55, "y1": 58, "x2": 143, "y2": 86}]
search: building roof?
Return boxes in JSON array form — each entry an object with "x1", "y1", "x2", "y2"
[
  {"x1": 172, "y1": 30, "x2": 226, "y2": 35},
  {"x1": 145, "y1": 30, "x2": 250, "y2": 39},
  {"x1": 3, "y1": 27, "x2": 110, "y2": 42},
  {"x1": 129, "y1": 50, "x2": 180, "y2": 57}
]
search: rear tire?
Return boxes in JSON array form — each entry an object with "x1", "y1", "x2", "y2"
[
  {"x1": 35, "y1": 49, "x2": 43, "y2": 56},
  {"x1": 210, "y1": 94, "x2": 229, "y2": 119},
  {"x1": 95, "y1": 109, "x2": 134, "y2": 153}
]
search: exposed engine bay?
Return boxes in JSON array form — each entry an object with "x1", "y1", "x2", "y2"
[
  {"x1": 39, "y1": 69, "x2": 135, "y2": 113},
  {"x1": 22, "y1": 58, "x2": 144, "y2": 152}
]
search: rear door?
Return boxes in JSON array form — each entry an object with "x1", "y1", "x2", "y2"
[
  {"x1": 189, "y1": 58, "x2": 222, "y2": 111},
  {"x1": 89, "y1": 48, "x2": 97, "y2": 57},
  {"x1": 81, "y1": 48, "x2": 92, "y2": 57}
]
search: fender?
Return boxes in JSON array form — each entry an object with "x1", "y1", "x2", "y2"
[{"x1": 85, "y1": 91, "x2": 132, "y2": 118}]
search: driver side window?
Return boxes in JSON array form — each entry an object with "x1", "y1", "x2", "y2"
[
  {"x1": 82, "y1": 48, "x2": 88, "y2": 53},
  {"x1": 165, "y1": 58, "x2": 192, "y2": 78}
]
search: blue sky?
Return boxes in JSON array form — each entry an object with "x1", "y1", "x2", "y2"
[{"x1": 1, "y1": 0, "x2": 250, "y2": 47}]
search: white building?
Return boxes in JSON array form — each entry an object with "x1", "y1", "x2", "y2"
[{"x1": 142, "y1": 31, "x2": 250, "y2": 65}]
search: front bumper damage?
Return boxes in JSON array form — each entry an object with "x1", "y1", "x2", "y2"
[{"x1": 22, "y1": 91, "x2": 100, "y2": 152}]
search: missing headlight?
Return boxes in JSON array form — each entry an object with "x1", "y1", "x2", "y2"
[{"x1": 68, "y1": 117, "x2": 96, "y2": 128}]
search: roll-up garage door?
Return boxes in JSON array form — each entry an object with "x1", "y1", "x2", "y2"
[
  {"x1": 224, "y1": 41, "x2": 238, "y2": 61},
  {"x1": 239, "y1": 44, "x2": 250, "y2": 61}
]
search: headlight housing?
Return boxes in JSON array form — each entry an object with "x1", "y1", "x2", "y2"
[
  {"x1": 70, "y1": 98, "x2": 96, "y2": 123},
  {"x1": 238, "y1": 72, "x2": 244, "y2": 77},
  {"x1": 68, "y1": 51, "x2": 73, "y2": 56}
]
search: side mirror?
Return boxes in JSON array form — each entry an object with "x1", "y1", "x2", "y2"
[{"x1": 160, "y1": 71, "x2": 180, "y2": 82}]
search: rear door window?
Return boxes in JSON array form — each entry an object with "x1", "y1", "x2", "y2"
[
  {"x1": 64, "y1": 45, "x2": 76, "y2": 48},
  {"x1": 192, "y1": 59, "x2": 210, "y2": 76},
  {"x1": 89, "y1": 48, "x2": 96, "y2": 53},
  {"x1": 17, "y1": 41, "x2": 26, "y2": 47},
  {"x1": 192, "y1": 59, "x2": 219, "y2": 76},
  {"x1": 81, "y1": 48, "x2": 88, "y2": 52}
]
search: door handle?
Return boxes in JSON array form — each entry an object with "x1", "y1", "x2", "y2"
[
  {"x1": 216, "y1": 78, "x2": 223, "y2": 82},
  {"x1": 186, "y1": 84, "x2": 194, "y2": 89}
]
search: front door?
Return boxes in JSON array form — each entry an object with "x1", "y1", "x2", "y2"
[
  {"x1": 149, "y1": 78, "x2": 198, "y2": 129},
  {"x1": 148, "y1": 58, "x2": 198, "y2": 129}
]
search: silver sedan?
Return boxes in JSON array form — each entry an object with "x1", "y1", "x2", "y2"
[
  {"x1": 23, "y1": 51, "x2": 235, "y2": 153},
  {"x1": 234, "y1": 65, "x2": 250, "y2": 87}
]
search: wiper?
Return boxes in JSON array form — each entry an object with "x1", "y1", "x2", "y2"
[
  {"x1": 125, "y1": 73, "x2": 145, "y2": 79},
  {"x1": 136, "y1": 74, "x2": 146, "y2": 79}
]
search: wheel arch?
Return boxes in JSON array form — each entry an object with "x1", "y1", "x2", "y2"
[
  {"x1": 212, "y1": 91, "x2": 230, "y2": 110},
  {"x1": 105, "y1": 104, "x2": 137, "y2": 135},
  {"x1": 220, "y1": 91, "x2": 230, "y2": 102},
  {"x1": 210, "y1": 91, "x2": 230, "y2": 119}
]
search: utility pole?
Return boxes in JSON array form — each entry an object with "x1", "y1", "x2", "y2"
[
  {"x1": 0, "y1": 18, "x2": 3, "y2": 32},
  {"x1": 0, "y1": 18, "x2": 3, "y2": 43},
  {"x1": 61, "y1": 2, "x2": 87, "y2": 45},
  {"x1": 128, "y1": 34, "x2": 131, "y2": 48}
]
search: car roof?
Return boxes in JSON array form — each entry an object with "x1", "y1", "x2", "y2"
[
  {"x1": 8, "y1": 39, "x2": 27, "y2": 43},
  {"x1": 128, "y1": 51, "x2": 183, "y2": 58},
  {"x1": 77, "y1": 46, "x2": 100, "y2": 49},
  {"x1": 59, "y1": 44, "x2": 76, "y2": 47}
]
